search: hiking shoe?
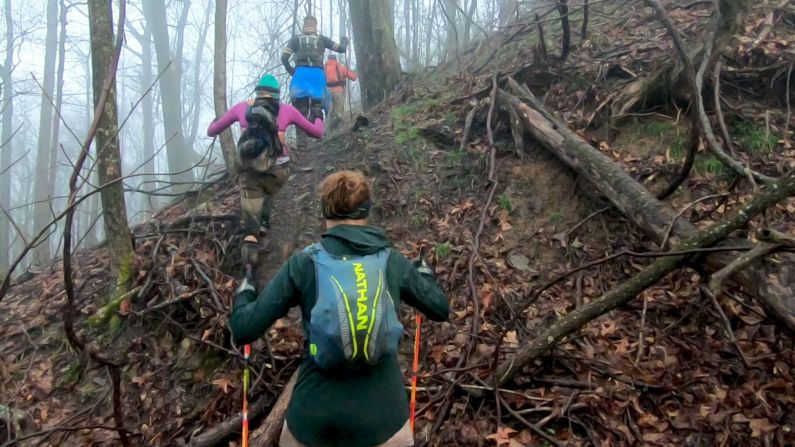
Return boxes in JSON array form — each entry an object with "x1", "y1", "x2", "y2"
[
  {"x1": 241, "y1": 235, "x2": 261, "y2": 265},
  {"x1": 309, "y1": 105, "x2": 324, "y2": 121}
]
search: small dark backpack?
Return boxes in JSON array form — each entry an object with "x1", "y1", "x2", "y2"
[
  {"x1": 295, "y1": 34, "x2": 323, "y2": 66},
  {"x1": 237, "y1": 99, "x2": 280, "y2": 162}
]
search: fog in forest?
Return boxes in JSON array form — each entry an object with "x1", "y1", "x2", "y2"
[{"x1": 0, "y1": 0, "x2": 519, "y2": 273}]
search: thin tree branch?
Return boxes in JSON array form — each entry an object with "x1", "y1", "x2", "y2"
[{"x1": 644, "y1": 0, "x2": 776, "y2": 183}]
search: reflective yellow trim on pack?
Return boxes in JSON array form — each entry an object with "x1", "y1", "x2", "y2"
[
  {"x1": 363, "y1": 271, "x2": 383, "y2": 362},
  {"x1": 331, "y1": 275, "x2": 358, "y2": 359}
]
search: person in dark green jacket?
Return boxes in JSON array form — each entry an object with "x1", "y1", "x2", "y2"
[{"x1": 230, "y1": 170, "x2": 449, "y2": 447}]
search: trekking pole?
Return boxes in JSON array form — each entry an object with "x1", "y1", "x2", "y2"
[
  {"x1": 344, "y1": 50, "x2": 355, "y2": 124},
  {"x1": 410, "y1": 312, "x2": 422, "y2": 433},
  {"x1": 240, "y1": 264, "x2": 254, "y2": 447},
  {"x1": 242, "y1": 343, "x2": 251, "y2": 447},
  {"x1": 410, "y1": 247, "x2": 429, "y2": 433}
]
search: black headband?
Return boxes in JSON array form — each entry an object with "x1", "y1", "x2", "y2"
[{"x1": 323, "y1": 200, "x2": 371, "y2": 220}]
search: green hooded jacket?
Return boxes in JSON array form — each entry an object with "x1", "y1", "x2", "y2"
[{"x1": 230, "y1": 224, "x2": 449, "y2": 447}]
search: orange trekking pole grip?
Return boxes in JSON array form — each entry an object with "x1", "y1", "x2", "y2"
[{"x1": 410, "y1": 312, "x2": 421, "y2": 433}]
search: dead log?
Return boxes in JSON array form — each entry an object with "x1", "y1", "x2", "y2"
[
  {"x1": 187, "y1": 395, "x2": 270, "y2": 447},
  {"x1": 496, "y1": 85, "x2": 795, "y2": 331},
  {"x1": 249, "y1": 369, "x2": 299, "y2": 447},
  {"x1": 495, "y1": 172, "x2": 795, "y2": 385}
]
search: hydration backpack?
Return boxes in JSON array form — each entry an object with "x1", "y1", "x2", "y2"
[
  {"x1": 295, "y1": 34, "x2": 323, "y2": 67},
  {"x1": 304, "y1": 243, "x2": 404, "y2": 371},
  {"x1": 236, "y1": 98, "x2": 281, "y2": 164}
]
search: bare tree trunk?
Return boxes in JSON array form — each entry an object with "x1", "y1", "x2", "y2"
[
  {"x1": 581, "y1": 0, "x2": 589, "y2": 39},
  {"x1": 213, "y1": 0, "x2": 237, "y2": 176},
  {"x1": 424, "y1": 0, "x2": 438, "y2": 65},
  {"x1": 0, "y1": 0, "x2": 14, "y2": 274},
  {"x1": 338, "y1": 0, "x2": 348, "y2": 41},
  {"x1": 403, "y1": 0, "x2": 410, "y2": 64},
  {"x1": 442, "y1": 0, "x2": 459, "y2": 60},
  {"x1": 184, "y1": 3, "x2": 212, "y2": 150},
  {"x1": 463, "y1": 0, "x2": 477, "y2": 47},
  {"x1": 140, "y1": 25, "x2": 158, "y2": 210},
  {"x1": 142, "y1": 0, "x2": 196, "y2": 193},
  {"x1": 411, "y1": 0, "x2": 420, "y2": 66},
  {"x1": 348, "y1": 0, "x2": 403, "y2": 109},
  {"x1": 31, "y1": 0, "x2": 59, "y2": 266},
  {"x1": 82, "y1": 53, "x2": 101, "y2": 247},
  {"x1": 293, "y1": 0, "x2": 300, "y2": 35},
  {"x1": 558, "y1": 0, "x2": 571, "y2": 60},
  {"x1": 48, "y1": 0, "x2": 68, "y2": 206},
  {"x1": 173, "y1": 0, "x2": 190, "y2": 88},
  {"x1": 498, "y1": 0, "x2": 518, "y2": 27},
  {"x1": 87, "y1": 0, "x2": 133, "y2": 274}
]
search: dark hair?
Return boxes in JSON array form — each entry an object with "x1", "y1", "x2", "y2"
[{"x1": 320, "y1": 171, "x2": 371, "y2": 220}]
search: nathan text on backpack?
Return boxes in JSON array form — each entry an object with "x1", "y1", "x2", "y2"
[{"x1": 304, "y1": 243, "x2": 404, "y2": 370}]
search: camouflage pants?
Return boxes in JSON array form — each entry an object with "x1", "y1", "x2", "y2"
[{"x1": 239, "y1": 164, "x2": 289, "y2": 237}]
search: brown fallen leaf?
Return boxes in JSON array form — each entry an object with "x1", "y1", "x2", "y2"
[
  {"x1": 212, "y1": 377, "x2": 234, "y2": 394},
  {"x1": 749, "y1": 418, "x2": 777, "y2": 437},
  {"x1": 503, "y1": 330, "x2": 519, "y2": 345},
  {"x1": 486, "y1": 426, "x2": 523, "y2": 447}
]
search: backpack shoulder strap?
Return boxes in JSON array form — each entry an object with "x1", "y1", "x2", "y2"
[{"x1": 303, "y1": 242, "x2": 324, "y2": 257}]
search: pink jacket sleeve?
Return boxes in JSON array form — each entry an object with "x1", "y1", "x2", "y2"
[
  {"x1": 277, "y1": 103, "x2": 325, "y2": 139},
  {"x1": 207, "y1": 101, "x2": 249, "y2": 137}
]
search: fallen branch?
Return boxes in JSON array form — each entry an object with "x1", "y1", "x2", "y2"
[
  {"x1": 644, "y1": 0, "x2": 775, "y2": 184},
  {"x1": 187, "y1": 395, "x2": 271, "y2": 447},
  {"x1": 713, "y1": 62, "x2": 736, "y2": 157},
  {"x1": 497, "y1": 394, "x2": 564, "y2": 447},
  {"x1": 758, "y1": 228, "x2": 795, "y2": 248},
  {"x1": 701, "y1": 285, "x2": 750, "y2": 367},
  {"x1": 87, "y1": 285, "x2": 143, "y2": 325},
  {"x1": 494, "y1": 172, "x2": 795, "y2": 385},
  {"x1": 131, "y1": 289, "x2": 207, "y2": 316},
  {"x1": 709, "y1": 243, "x2": 780, "y2": 299}
]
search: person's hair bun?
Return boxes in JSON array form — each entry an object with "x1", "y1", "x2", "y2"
[{"x1": 320, "y1": 171, "x2": 371, "y2": 220}]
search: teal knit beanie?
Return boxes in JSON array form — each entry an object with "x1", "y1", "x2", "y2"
[{"x1": 255, "y1": 74, "x2": 280, "y2": 98}]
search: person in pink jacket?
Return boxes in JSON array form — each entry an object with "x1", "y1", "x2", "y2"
[{"x1": 208, "y1": 74, "x2": 324, "y2": 264}]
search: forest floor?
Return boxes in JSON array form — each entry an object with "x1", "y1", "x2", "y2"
[{"x1": 2, "y1": 1, "x2": 795, "y2": 446}]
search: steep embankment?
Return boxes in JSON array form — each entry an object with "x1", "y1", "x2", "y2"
[{"x1": 3, "y1": 1, "x2": 795, "y2": 446}]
